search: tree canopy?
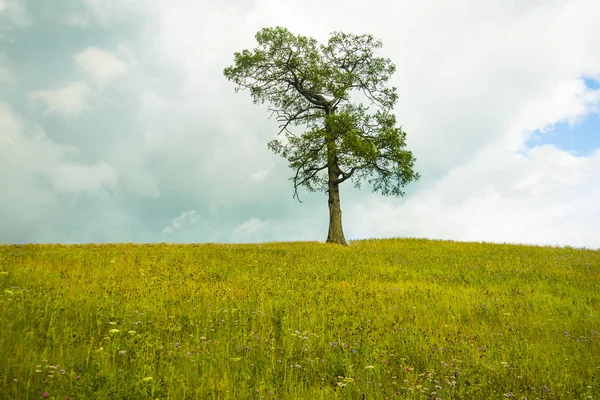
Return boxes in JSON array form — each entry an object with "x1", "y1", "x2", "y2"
[{"x1": 224, "y1": 26, "x2": 420, "y2": 245}]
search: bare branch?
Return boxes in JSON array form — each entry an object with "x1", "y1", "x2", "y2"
[{"x1": 292, "y1": 164, "x2": 327, "y2": 202}]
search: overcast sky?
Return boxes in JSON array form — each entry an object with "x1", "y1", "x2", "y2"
[{"x1": 1, "y1": 0, "x2": 599, "y2": 248}]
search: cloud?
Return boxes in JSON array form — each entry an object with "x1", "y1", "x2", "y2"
[
  {"x1": 67, "y1": 0, "x2": 144, "y2": 27},
  {"x1": 0, "y1": 65, "x2": 14, "y2": 85},
  {"x1": 346, "y1": 145, "x2": 600, "y2": 249},
  {"x1": 248, "y1": 165, "x2": 274, "y2": 182},
  {"x1": 233, "y1": 218, "x2": 267, "y2": 237},
  {"x1": 74, "y1": 47, "x2": 129, "y2": 86},
  {"x1": 0, "y1": 103, "x2": 119, "y2": 195},
  {"x1": 0, "y1": 0, "x2": 31, "y2": 32},
  {"x1": 505, "y1": 78, "x2": 600, "y2": 151},
  {"x1": 0, "y1": 103, "x2": 124, "y2": 242},
  {"x1": 27, "y1": 82, "x2": 92, "y2": 116},
  {"x1": 49, "y1": 162, "x2": 118, "y2": 194},
  {"x1": 162, "y1": 210, "x2": 204, "y2": 235},
  {"x1": 26, "y1": 46, "x2": 131, "y2": 117}
]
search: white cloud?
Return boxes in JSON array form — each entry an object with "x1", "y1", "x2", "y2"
[
  {"x1": 248, "y1": 165, "x2": 274, "y2": 182},
  {"x1": 233, "y1": 218, "x2": 267, "y2": 237},
  {"x1": 67, "y1": 0, "x2": 144, "y2": 27},
  {"x1": 49, "y1": 162, "x2": 118, "y2": 194},
  {"x1": 0, "y1": 65, "x2": 15, "y2": 88},
  {"x1": 347, "y1": 145, "x2": 600, "y2": 249},
  {"x1": 74, "y1": 47, "x2": 129, "y2": 86},
  {"x1": 162, "y1": 210, "x2": 204, "y2": 235},
  {"x1": 0, "y1": 103, "x2": 119, "y2": 194},
  {"x1": 0, "y1": 103, "x2": 123, "y2": 241},
  {"x1": 27, "y1": 82, "x2": 92, "y2": 116},
  {"x1": 505, "y1": 78, "x2": 600, "y2": 151},
  {"x1": 26, "y1": 47, "x2": 131, "y2": 118},
  {"x1": 0, "y1": 0, "x2": 31, "y2": 30}
]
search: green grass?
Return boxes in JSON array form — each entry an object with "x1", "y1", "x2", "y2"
[{"x1": 0, "y1": 238, "x2": 598, "y2": 399}]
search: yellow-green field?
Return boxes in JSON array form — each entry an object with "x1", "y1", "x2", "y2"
[{"x1": 0, "y1": 238, "x2": 598, "y2": 399}]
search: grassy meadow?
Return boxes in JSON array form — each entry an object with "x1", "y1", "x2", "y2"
[{"x1": 0, "y1": 238, "x2": 598, "y2": 399}]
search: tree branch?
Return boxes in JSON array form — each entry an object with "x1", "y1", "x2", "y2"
[{"x1": 292, "y1": 164, "x2": 328, "y2": 202}]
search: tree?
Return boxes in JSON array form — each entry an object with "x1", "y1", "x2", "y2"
[{"x1": 224, "y1": 27, "x2": 420, "y2": 245}]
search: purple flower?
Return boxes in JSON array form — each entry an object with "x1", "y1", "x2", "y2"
[{"x1": 43, "y1": 392, "x2": 49, "y2": 398}]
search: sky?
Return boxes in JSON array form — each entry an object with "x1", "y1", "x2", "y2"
[{"x1": 1, "y1": 0, "x2": 599, "y2": 248}]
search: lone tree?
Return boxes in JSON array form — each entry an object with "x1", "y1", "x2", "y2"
[{"x1": 224, "y1": 27, "x2": 420, "y2": 245}]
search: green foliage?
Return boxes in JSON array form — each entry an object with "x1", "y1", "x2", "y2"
[
  {"x1": 1, "y1": 240, "x2": 599, "y2": 399},
  {"x1": 224, "y1": 26, "x2": 419, "y2": 201}
]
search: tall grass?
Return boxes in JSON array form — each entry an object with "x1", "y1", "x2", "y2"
[{"x1": 0, "y1": 238, "x2": 598, "y2": 399}]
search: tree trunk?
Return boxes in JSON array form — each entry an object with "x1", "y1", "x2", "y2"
[
  {"x1": 325, "y1": 110, "x2": 348, "y2": 246},
  {"x1": 326, "y1": 172, "x2": 348, "y2": 245}
]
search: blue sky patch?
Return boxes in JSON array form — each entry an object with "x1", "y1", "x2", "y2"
[{"x1": 526, "y1": 78, "x2": 599, "y2": 156}]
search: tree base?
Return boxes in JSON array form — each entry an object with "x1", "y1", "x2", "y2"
[{"x1": 326, "y1": 237, "x2": 348, "y2": 246}]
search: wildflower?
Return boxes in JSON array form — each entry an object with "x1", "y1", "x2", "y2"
[
  {"x1": 43, "y1": 392, "x2": 49, "y2": 398},
  {"x1": 142, "y1": 376, "x2": 153, "y2": 382},
  {"x1": 365, "y1": 366, "x2": 375, "y2": 369},
  {"x1": 109, "y1": 322, "x2": 117, "y2": 326},
  {"x1": 118, "y1": 350, "x2": 126, "y2": 355},
  {"x1": 128, "y1": 331, "x2": 136, "y2": 335},
  {"x1": 75, "y1": 376, "x2": 81, "y2": 381},
  {"x1": 109, "y1": 329, "x2": 119, "y2": 334},
  {"x1": 200, "y1": 336, "x2": 207, "y2": 340}
]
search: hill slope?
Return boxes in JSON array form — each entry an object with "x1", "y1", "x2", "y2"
[{"x1": 0, "y1": 239, "x2": 598, "y2": 399}]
